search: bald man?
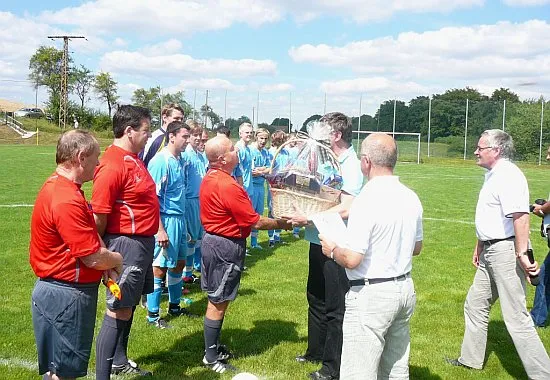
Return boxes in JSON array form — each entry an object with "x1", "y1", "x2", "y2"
[
  {"x1": 319, "y1": 133, "x2": 423, "y2": 379},
  {"x1": 199, "y1": 136, "x2": 291, "y2": 373}
]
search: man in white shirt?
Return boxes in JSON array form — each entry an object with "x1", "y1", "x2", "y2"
[
  {"x1": 446, "y1": 129, "x2": 550, "y2": 379},
  {"x1": 319, "y1": 133, "x2": 423, "y2": 379}
]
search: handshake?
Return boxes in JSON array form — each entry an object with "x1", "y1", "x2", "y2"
[{"x1": 530, "y1": 198, "x2": 546, "y2": 213}]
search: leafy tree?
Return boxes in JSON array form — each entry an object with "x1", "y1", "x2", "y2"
[
  {"x1": 225, "y1": 116, "x2": 252, "y2": 136},
  {"x1": 28, "y1": 46, "x2": 65, "y2": 96},
  {"x1": 132, "y1": 87, "x2": 193, "y2": 122},
  {"x1": 200, "y1": 104, "x2": 221, "y2": 129},
  {"x1": 72, "y1": 65, "x2": 94, "y2": 111},
  {"x1": 491, "y1": 88, "x2": 520, "y2": 103},
  {"x1": 271, "y1": 118, "x2": 292, "y2": 131},
  {"x1": 94, "y1": 72, "x2": 119, "y2": 117}
]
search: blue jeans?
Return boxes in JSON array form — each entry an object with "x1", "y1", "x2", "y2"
[{"x1": 531, "y1": 251, "x2": 550, "y2": 327}]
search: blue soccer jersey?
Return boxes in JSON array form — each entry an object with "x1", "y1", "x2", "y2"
[
  {"x1": 251, "y1": 146, "x2": 271, "y2": 186},
  {"x1": 235, "y1": 140, "x2": 253, "y2": 196},
  {"x1": 183, "y1": 144, "x2": 207, "y2": 199},
  {"x1": 147, "y1": 148, "x2": 187, "y2": 215}
]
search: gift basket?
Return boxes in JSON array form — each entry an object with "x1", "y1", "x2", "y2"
[{"x1": 268, "y1": 121, "x2": 343, "y2": 218}]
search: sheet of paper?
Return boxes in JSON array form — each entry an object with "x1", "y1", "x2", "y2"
[{"x1": 310, "y1": 212, "x2": 348, "y2": 247}]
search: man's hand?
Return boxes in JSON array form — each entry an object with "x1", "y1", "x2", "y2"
[
  {"x1": 532, "y1": 204, "x2": 545, "y2": 218},
  {"x1": 518, "y1": 254, "x2": 540, "y2": 278},
  {"x1": 156, "y1": 229, "x2": 169, "y2": 248},
  {"x1": 282, "y1": 203, "x2": 309, "y2": 227},
  {"x1": 472, "y1": 248, "x2": 480, "y2": 268},
  {"x1": 319, "y1": 234, "x2": 336, "y2": 259}
]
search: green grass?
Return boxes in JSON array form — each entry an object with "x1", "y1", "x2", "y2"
[{"x1": 1, "y1": 144, "x2": 550, "y2": 379}]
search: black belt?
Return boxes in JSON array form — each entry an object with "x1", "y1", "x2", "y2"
[
  {"x1": 349, "y1": 272, "x2": 410, "y2": 287},
  {"x1": 482, "y1": 236, "x2": 515, "y2": 246}
]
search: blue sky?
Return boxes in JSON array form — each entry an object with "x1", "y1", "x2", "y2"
[{"x1": 1, "y1": 0, "x2": 549, "y2": 129}]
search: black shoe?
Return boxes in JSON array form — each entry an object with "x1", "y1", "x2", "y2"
[
  {"x1": 202, "y1": 356, "x2": 237, "y2": 373},
  {"x1": 147, "y1": 318, "x2": 172, "y2": 329},
  {"x1": 168, "y1": 306, "x2": 200, "y2": 318},
  {"x1": 296, "y1": 354, "x2": 318, "y2": 364},
  {"x1": 309, "y1": 370, "x2": 337, "y2": 380},
  {"x1": 112, "y1": 359, "x2": 152, "y2": 376},
  {"x1": 445, "y1": 357, "x2": 473, "y2": 369},
  {"x1": 217, "y1": 344, "x2": 234, "y2": 361}
]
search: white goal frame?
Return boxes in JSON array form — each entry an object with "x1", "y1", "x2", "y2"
[{"x1": 353, "y1": 130, "x2": 421, "y2": 164}]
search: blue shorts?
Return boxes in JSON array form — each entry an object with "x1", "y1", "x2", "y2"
[
  {"x1": 32, "y1": 279, "x2": 98, "y2": 378},
  {"x1": 185, "y1": 198, "x2": 204, "y2": 242},
  {"x1": 252, "y1": 183, "x2": 266, "y2": 216},
  {"x1": 153, "y1": 214, "x2": 187, "y2": 268}
]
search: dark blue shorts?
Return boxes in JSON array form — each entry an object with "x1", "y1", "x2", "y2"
[
  {"x1": 31, "y1": 279, "x2": 99, "y2": 378},
  {"x1": 201, "y1": 233, "x2": 246, "y2": 304},
  {"x1": 103, "y1": 234, "x2": 155, "y2": 309}
]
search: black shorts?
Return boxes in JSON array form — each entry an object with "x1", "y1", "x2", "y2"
[
  {"x1": 201, "y1": 233, "x2": 246, "y2": 304},
  {"x1": 31, "y1": 279, "x2": 99, "y2": 378},
  {"x1": 103, "y1": 234, "x2": 155, "y2": 309}
]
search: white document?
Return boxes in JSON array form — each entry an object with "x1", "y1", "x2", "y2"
[{"x1": 311, "y1": 212, "x2": 348, "y2": 248}]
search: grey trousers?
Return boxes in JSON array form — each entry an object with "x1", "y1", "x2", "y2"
[{"x1": 459, "y1": 240, "x2": 550, "y2": 379}]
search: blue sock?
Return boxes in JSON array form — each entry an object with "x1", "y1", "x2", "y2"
[
  {"x1": 193, "y1": 240, "x2": 202, "y2": 271},
  {"x1": 293, "y1": 227, "x2": 300, "y2": 235},
  {"x1": 167, "y1": 270, "x2": 182, "y2": 306},
  {"x1": 147, "y1": 277, "x2": 163, "y2": 322},
  {"x1": 185, "y1": 245, "x2": 194, "y2": 277},
  {"x1": 268, "y1": 230, "x2": 274, "y2": 241},
  {"x1": 275, "y1": 230, "x2": 281, "y2": 242},
  {"x1": 251, "y1": 230, "x2": 258, "y2": 246}
]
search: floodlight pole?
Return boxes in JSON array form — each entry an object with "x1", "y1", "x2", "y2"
[
  {"x1": 224, "y1": 90, "x2": 227, "y2": 123},
  {"x1": 193, "y1": 89, "x2": 197, "y2": 120},
  {"x1": 324, "y1": 92, "x2": 327, "y2": 115},
  {"x1": 463, "y1": 98, "x2": 469, "y2": 160},
  {"x1": 427, "y1": 96, "x2": 432, "y2": 157},
  {"x1": 256, "y1": 91, "x2": 260, "y2": 130},
  {"x1": 289, "y1": 92, "x2": 292, "y2": 133},
  {"x1": 48, "y1": 35, "x2": 85, "y2": 129},
  {"x1": 392, "y1": 99, "x2": 396, "y2": 137},
  {"x1": 502, "y1": 99, "x2": 506, "y2": 131},
  {"x1": 539, "y1": 99, "x2": 545, "y2": 166},
  {"x1": 356, "y1": 94, "x2": 362, "y2": 152},
  {"x1": 205, "y1": 90, "x2": 209, "y2": 128}
]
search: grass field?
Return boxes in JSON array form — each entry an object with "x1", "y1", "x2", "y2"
[{"x1": 1, "y1": 143, "x2": 550, "y2": 380}]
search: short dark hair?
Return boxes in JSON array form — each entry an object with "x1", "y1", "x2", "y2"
[
  {"x1": 216, "y1": 124, "x2": 230, "y2": 137},
  {"x1": 166, "y1": 121, "x2": 190, "y2": 137},
  {"x1": 112, "y1": 105, "x2": 152, "y2": 138},
  {"x1": 320, "y1": 112, "x2": 352, "y2": 146}
]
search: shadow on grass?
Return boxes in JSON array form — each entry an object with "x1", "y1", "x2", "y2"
[
  {"x1": 137, "y1": 319, "x2": 300, "y2": 379},
  {"x1": 487, "y1": 320, "x2": 528, "y2": 380},
  {"x1": 410, "y1": 365, "x2": 443, "y2": 379}
]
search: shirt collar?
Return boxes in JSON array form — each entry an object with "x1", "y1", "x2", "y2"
[{"x1": 337, "y1": 145, "x2": 356, "y2": 163}]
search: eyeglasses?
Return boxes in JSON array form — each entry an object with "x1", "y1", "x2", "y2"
[{"x1": 475, "y1": 146, "x2": 495, "y2": 151}]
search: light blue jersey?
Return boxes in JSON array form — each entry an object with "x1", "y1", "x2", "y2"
[
  {"x1": 269, "y1": 146, "x2": 290, "y2": 173},
  {"x1": 251, "y1": 146, "x2": 271, "y2": 185},
  {"x1": 183, "y1": 144, "x2": 207, "y2": 199},
  {"x1": 235, "y1": 140, "x2": 253, "y2": 196},
  {"x1": 147, "y1": 147, "x2": 187, "y2": 215}
]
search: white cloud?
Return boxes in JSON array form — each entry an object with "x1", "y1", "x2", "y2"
[
  {"x1": 39, "y1": 0, "x2": 283, "y2": 36},
  {"x1": 138, "y1": 39, "x2": 183, "y2": 56},
  {"x1": 99, "y1": 50, "x2": 277, "y2": 78},
  {"x1": 165, "y1": 78, "x2": 246, "y2": 92},
  {"x1": 289, "y1": 20, "x2": 550, "y2": 90},
  {"x1": 260, "y1": 83, "x2": 294, "y2": 92},
  {"x1": 503, "y1": 0, "x2": 550, "y2": 5}
]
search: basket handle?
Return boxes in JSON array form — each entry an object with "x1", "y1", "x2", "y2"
[{"x1": 269, "y1": 136, "x2": 341, "y2": 174}]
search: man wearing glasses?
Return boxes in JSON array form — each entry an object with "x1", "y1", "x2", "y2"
[{"x1": 446, "y1": 129, "x2": 550, "y2": 379}]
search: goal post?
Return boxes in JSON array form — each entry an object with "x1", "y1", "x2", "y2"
[{"x1": 353, "y1": 130, "x2": 421, "y2": 164}]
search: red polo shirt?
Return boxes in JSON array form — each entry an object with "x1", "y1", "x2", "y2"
[
  {"x1": 92, "y1": 145, "x2": 159, "y2": 236},
  {"x1": 200, "y1": 169, "x2": 260, "y2": 238},
  {"x1": 30, "y1": 174, "x2": 102, "y2": 283}
]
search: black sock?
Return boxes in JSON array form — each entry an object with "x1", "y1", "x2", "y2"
[
  {"x1": 113, "y1": 307, "x2": 134, "y2": 366},
  {"x1": 204, "y1": 317, "x2": 224, "y2": 363},
  {"x1": 95, "y1": 315, "x2": 128, "y2": 380}
]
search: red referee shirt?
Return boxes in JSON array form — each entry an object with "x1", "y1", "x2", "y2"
[
  {"x1": 200, "y1": 169, "x2": 260, "y2": 238},
  {"x1": 30, "y1": 174, "x2": 102, "y2": 283},
  {"x1": 91, "y1": 145, "x2": 159, "y2": 236}
]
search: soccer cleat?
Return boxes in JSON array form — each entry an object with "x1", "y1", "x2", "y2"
[
  {"x1": 445, "y1": 357, "x2": 474, "y2": 369},
  {"x1": 269, "y1": 240, "x2": 275, "y2": 247},
  {"x1": 216, "y1": 344, "x2": 234, "y2": 361},
  {"x1": 112, "y1": 359, "x2": 152, "y2": 376},
  {"x1": 293, "y1": 233, "x2": 300, "y2": 239},
  {"x1": 183, "y1": 274, "x2": 200, "y2": 284},
  {"x1": 168, "y1": 306, "x2": 200, "y2": 318},
  {"x1": 202, "y1": 356, "x2": 237, "y2": 373},
  {"x1": 148, "y1": 318, "x2": 171, "y2": 329}
]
